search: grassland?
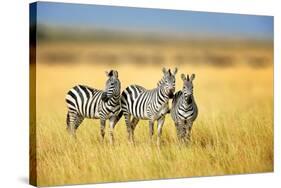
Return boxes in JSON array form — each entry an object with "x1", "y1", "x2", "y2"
[{"x1": 33, "y1": 42, "x2": 273, "y2": 186}]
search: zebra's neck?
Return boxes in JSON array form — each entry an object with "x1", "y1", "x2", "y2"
[
  {"x1": 157, "y1": 78, "x2": 171, "y2": 100},
  {"x1": 107, "y1": 93, "x2": 120, "y2": 105},
  {"x1": 146, "y1": 86, "x2": 169, "y2": 116},
  {"x1": 156, "y1": 85, "x2": 170, "y2": 104}
]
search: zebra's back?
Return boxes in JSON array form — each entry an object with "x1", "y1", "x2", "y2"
[{"x1": 65, "y1": 85, "x2": 103, "y2": 119}]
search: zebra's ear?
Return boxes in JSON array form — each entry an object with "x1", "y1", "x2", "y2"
[
  {"x1": 190, "y1": 74, "x2": 195, "y2": 81},
  {"x1": 105, "y1": 70, "x2": 114, "y2": 77},
  {"x1": 173, "y1": 67, "x2": 178, "y2": 75},
  {"x1": 181, "y1": 74, "x2": 186, "y2": 81},
  {"x1": 162, "y1": 67, "x2": 167, "y2": 74},
  {"x1": 113, "y1": 70, "x2": 118, "y2": 78}
]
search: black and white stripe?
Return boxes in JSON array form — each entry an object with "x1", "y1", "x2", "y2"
[
  {"x1": 116, "y1": 68, "x2": 177, "y2": 145},
  {"x1": 171, "y1": 73, "x2": 198, "y2": 142},
  {"x1": 65, "y1": 70, "x2": 121, "y2": 143}
]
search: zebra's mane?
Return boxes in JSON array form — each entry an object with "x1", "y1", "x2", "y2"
[
  {"x1": 157, "y1": 70, "x2": 171, "y2": 87},
  {"x1": 157, "y1": 69, "x2": 171, "y2": 87},
  {"x1": 157, "y1": 77, "x2": 165, "y2": 87}
]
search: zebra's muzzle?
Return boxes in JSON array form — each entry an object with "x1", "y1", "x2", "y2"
[{"x1": 168, "y1": 92, "x2": 174, "y2": 99}]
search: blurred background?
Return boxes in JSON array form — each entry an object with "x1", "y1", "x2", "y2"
[
  {"x1": 32, "y1": 2, "x2": 273, "y2": 67},
  {"x1": 28, "y1": 1, "x2": 274, "y2": 116},
  {"x1": 31, "y1": 2, "x2": 273, "y2": 114}
]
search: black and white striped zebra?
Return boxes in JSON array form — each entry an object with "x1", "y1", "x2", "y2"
[
  {"x1": 65, "y1": 70, "x2": 121, "y2": 143},
  {"x1": 115, "y1": 68, "x2": 177, "y2": 145},
  {"x1": 171, "y1": 73, "x2": 198, "y2": 142}
]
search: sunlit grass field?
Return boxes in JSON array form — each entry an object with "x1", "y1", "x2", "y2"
[{"x1": 34, "y1": 59, "x2": 273, "y2": 186}]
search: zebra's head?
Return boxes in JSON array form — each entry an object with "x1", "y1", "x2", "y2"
[
  {"x1": 101, "y1": 70, "x2": 121, "y2": 102},
  {"x1": 181, "y1": 73, "x2": 195, "y2": 101},
  {"x1": 161, "y1": 67, "x2": 178, "y2": 99}
]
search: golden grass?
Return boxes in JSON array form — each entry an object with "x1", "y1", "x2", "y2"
[{"x1": 34, "y1": 62, "x2": 273, "y2": 186}]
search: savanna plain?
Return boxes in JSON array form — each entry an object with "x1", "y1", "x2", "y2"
[{"x1": 33, "y1": 42, "x2": 273, "y2": 186}]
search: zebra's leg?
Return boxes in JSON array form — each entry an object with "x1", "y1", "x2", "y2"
[
  {"x1": 149, "y1": 120, "x2": 154, "y2": 141},
  {"x1": 185, "y1": 121, "x2": 193, "y2": 143},
  {"x1": 66, "y1": 111, "x2": 84, "y2": 138},
  {"x1": 157, "y1": 116, "x2": 165, "y2": 147},
  {"x1": 109, "y1": 116, "x2": 116, "y2": 145},
  {"x1": 124, "y1": 113, "x2": 133, "y2": 142},
  {"x1": 130, "y1": 117, "x2": 139, "y2": 142},
  {"x1": 176, "y1": 122, "x2": 186, "y2": 143},
  {"x1": 100, "y1": 118, "x2": 106, "y2": 142},
  {"x1": 131, "y1": 117, "x2": 139, "y2": 131}
]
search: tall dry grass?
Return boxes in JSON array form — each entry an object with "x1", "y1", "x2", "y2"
[{"x1": 34, "y1": 61, "x2": 273, "y2": 186}]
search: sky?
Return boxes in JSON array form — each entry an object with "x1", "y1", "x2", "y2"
[{"x1": 33, "y1": 1, "x2": 273, "y2": 40}]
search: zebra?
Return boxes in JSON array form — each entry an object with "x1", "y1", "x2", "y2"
[
  {"x1": 171, "y1": 73, "x2": 198, "y2": 143},
  {"x1": 65, "y1": 70, "x2": 121, "y2": 144},
  {"x1": 115, "y1": 68, "x2": 177, "y2": 146}
]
